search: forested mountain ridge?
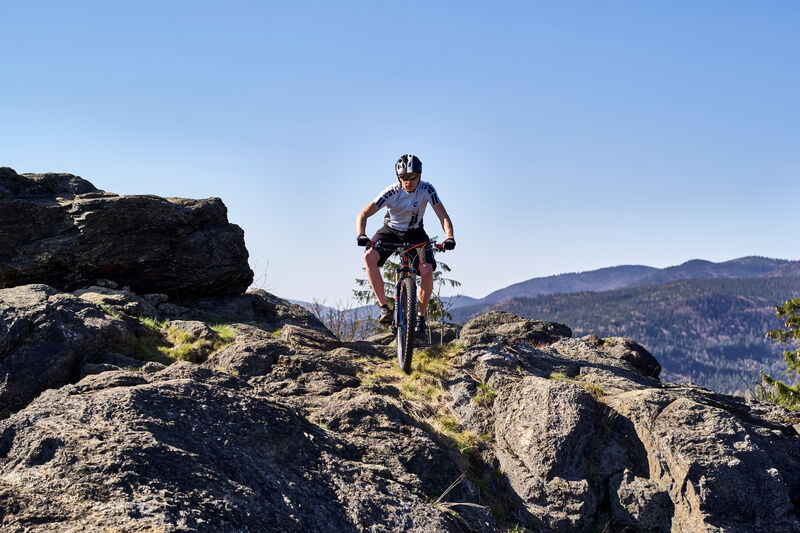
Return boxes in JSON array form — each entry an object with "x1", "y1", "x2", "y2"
[
  {"x1": 477, "y1": 264, "x2": 658, "y2": 304},
  {"x1": 459, "y1": 256, "x2": 791, "y2": 308},
  {"x1": 761, "y1": 260, "x2": 800, "y2": 278},
  {"x1": 453, "y1": 276, "x2": 800, "y2": 394},
  {"x1": 627, "y1": 256, "x2": 791, "y2": 287}
]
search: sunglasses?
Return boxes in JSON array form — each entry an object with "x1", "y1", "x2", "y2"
[{"x1": 398, "y1": 174, "x2": 420, "y2": 182}]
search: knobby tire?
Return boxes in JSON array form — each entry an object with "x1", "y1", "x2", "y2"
[{"x1": 396, "y1": 277, "x2": 417, "y2": 374}]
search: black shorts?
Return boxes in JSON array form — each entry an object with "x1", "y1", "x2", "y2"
[{"x1": 369, "y1": 225, "x2": 437, "y2": 271}]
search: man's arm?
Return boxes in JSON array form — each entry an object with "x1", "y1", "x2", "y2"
[
  {"x1": 357, "y1": 202, "x2": 380, "y2": 236},
  {"x1": 432, "y1": 203, "x2": 454, "y2": 240}
]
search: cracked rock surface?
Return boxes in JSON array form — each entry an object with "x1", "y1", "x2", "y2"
[{"x1": 0, "y1": 167, "x2": 252, "y2": 297}]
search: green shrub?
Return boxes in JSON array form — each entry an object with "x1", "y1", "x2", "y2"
[
  {"x1": 473, "y1": 382, "x2": 497, "y2": 406},
  {"x1": 100, "y1": 304, "x2": 122, "y2": 319},
  {"x1": 758, "y1": 298, "x2": 800, "y2": 410}
]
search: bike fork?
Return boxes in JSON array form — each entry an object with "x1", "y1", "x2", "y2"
[{"x1": 393, "y1": 278, "x2": 402, "y2": 332}]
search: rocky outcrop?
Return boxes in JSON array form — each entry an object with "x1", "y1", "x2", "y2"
[
  {"x1": 583, "y1": 334, "x2": 662, "y2": 379},
  {"x1": 0, "y1": 167, "x2": 252, "y2": 297},
  {"x1": 0, "y1": 364, "x2": 465, "y2": 532},
  {"x1": 447, "y1": 311, "x2": 800, "y2": 532},
  {"x1": 0, "y1": 283, "x2": 497, "y2": 532},
  {"x1": 458, "y1": 310, "x2": 572, "y2": 347},
  {"x1": 3, "y1": 280, "x2": 800, "y2": 532},
  {"x1": 0, "y1": 284, "x2": 132, "y2": 418},
  {"x1": 0, "y1": 283, "x2": 337, "y2": 420}
]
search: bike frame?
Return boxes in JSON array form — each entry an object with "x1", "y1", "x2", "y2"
[
  {"x1": 392, "y1": 242, "x2": 425, "y2": 326},
  {"x1": 372, "y1": 240, "x2": 437, "y2": 326}
]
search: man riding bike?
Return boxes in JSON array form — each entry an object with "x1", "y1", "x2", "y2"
[{"x1": 356, "y1": 154, "x2": 456, "y2": 336}]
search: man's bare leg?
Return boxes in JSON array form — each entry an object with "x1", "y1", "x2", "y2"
[
  {"x1": 418, "y1": 262, "x2": 433, "y2": 315},
  {"x1": 364, "y1": 249, "x2": 386, "y2": 306}
]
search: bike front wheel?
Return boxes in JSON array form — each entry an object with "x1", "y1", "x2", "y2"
[{"x1": 396, "y1": 277, "x2": 417, "y2": 374}]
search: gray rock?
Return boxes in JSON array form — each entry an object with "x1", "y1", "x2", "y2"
[
  {"x1": 249, "y1": 348, "x2": 362, "y2": 414},
  {"x1": 548, "y1": 338, "x2": 661, "y2": 394},
  {"x1": 422, "y1": 322, "x2": 461, "y2": 345},
  {"x1": 99, "y1": 351, "x2": 147, "y2": 369},
  {"x1": 141, "y1": 361, "x2": 167, "y2": 373},
  {"x1": 204, "y1": 326, "x2": 293, "y2": 378},
  {"x1": 459, "y1": 310, "x2": 572, "y2": 347},
  {"x1": 609, "y1": 469, "x2": 672, "y2": 533},
  {"x1": 583, "y1": 335, "x2": 661, "y2": 379},
  {"x1": 450, "y1": 311, "x2": 800, "y2": 532},
  {"x1": 73, "y1": 285, "x2": 159, "y2": 317},
  {"x1": 0, "y1": 167, "x2": 252, "y2": 297},
  {"x1": 0, "y1": 363, "x2": 468, "y2": 532},
  {"x1": 316, "y1": 393, "x2": 476, "y2": 499},
  {"x1": 0, "y1": 284, "x2": 131, "y2": 419},
  {"x1": 186, "y1": 289, "x2": 330, "y2": 331},
  {"x1": 606, "y1": 391, "x2": 800, "y2": 532},
  {"x1": 165, "y1": 320, "x2": 215, "y2": 340},
  {"x1": 280, "y1": 324, "x2": 342, "y2": 351},
  {"x1": 366, "y1": 332, "x2": 395, "y2": 345},
  {"x1": 78, "y1": 362, "x2": 120, "y2": 379},
  {"x1": 493, "y1": 376, "x2": 600, "y2": 531},
  {"x1": 4, "y1": 291, "x2": 800, "y2": 533},
  {"x1": 156, "y1": 301, "x2": 202, "y2": 320}
]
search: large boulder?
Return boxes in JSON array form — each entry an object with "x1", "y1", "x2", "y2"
[
  {"x1": 0, "y1": 363, "x2": 481, "y2": 532},
  {"x1": 458, "y1": 310, "x2": 572, "y2": 347},
  {"x1": 583, "y1": 334, "x2": 662, "y2": 379},
  {"x1": 0, "y1": 167, "x2": 252, "y2": 297},
  {"x1": 448, "y1": 311, "x2": 800, "y2": 532},
  {"x1": 607, "y1": 389, "x2": 800, "y2": 532},
  {"x1": 0, "y1": 284, "x2": 131, "y2": 419},
  {"x1": 493, "y1": 376, "x2": 601, "y2": 531}
]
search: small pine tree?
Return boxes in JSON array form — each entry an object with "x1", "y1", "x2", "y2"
[
  {"x1": 427, "y1": 261, "x2": 461, "y2": 344},
  {"x1": 757, "y1": 298, "x2": 800, "y2": 410}
]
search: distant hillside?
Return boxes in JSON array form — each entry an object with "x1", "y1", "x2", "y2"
[
  {"x1": 457, "y1": 256, "x2": 792, "y2": 309},
  {"x1": 453, "y1": 277, "x2": 800, "y2": 394},
  {"x1": 627, "y1": 256, "x2": 789, "y2": 287},
  {"x1": 475, "y1": 265, "x2": 658, "y2": 305},
  {"x1": 761, "y1": 260, "x2": 800, "y2": 278},
  {"x1": 445, "y1": 294, "x2": 477, "y2": 307}
]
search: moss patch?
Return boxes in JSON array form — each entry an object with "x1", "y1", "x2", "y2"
[
  {"x1": 473, "y1": 382, "x2": 497, "y2": 406},
  {"x1": 129, "y1": 319, "x2": 236, "y2": 365},
  {"x1": 548, "y1": 371, "x2": 605, "y2": 400}
]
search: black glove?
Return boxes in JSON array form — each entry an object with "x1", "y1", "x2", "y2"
[
  {"x1": 443, "y1": 238, "x2": 456, "y2": 250},
  {"x1": 357, "y1": 234, "x2": 370, "y2": 247}
]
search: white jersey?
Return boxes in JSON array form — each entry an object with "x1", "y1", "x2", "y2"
[{"x1": 374, "y1": 180, "x2": 441, "y2": 231}]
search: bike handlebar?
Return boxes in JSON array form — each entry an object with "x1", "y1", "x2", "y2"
[{"x1": 363, "y1": 240, "x2": 446, "y2": 253}]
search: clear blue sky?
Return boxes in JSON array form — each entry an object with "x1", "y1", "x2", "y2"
[{"x1": 2, "y1": 1, "x2": 798, "y2": 303}]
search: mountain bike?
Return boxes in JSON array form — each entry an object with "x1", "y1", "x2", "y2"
[{"x1": 365, "y1": 240, "x2": 446, "y2": 374}]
